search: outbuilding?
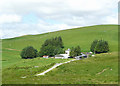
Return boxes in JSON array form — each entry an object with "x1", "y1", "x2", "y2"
[
  {"x1": 55, "y1": 55, "x2": 64, "y2": 59},
  {"x1": 75, "y1": 53, "x2": 87, "y2": 60},
  {"x1": 55, "y1": 48, "x2": 71, "y2": 59},
  {"x1": 43, "y1": 55, "x2": 49, "y2": 58}
]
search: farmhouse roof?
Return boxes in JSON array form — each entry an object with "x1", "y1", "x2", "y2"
[
  {"x1": 66, "y1": 48, "x2": 71, "y2": 51},
  {"x1": 77, "y1": 53, "x2": 87, "y2": 57},
  {"x1": 55, "y1": 55, "x2": 64, "y2": 57}
]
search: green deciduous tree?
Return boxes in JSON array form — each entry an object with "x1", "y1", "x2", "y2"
[
  {"x1": 90, "y1": 39, "x2": 109, "y2": 54},
  {"x1": 20, "y1": 46, "x2": 38, "y2": 59},
  {"x1": 39, "y1": 36, "x2": 64, "y2": 57},
  {"x1": 90, "y1": 39, "x2": 98, "y2": 53},
  {"x1": 70, "y1": 46, "x2": 81, "y2": 57}
]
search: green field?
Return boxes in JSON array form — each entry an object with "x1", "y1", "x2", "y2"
[
  {"x1": 2, "y1": 24, "x2": 118, "y2": 84},
  {"x1": 2, "y1": 52, "x2": 118, "y2": 84}
]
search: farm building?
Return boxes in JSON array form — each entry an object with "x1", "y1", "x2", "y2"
[
  {"x1": 55, "y1": 48, "x2": 70, "y2": 59},
  {"x1": 55, "y1": 55, "x2": 64, "y2": 59},
  {"x1": 43, "y1": 55, "x2": 49, "y2": 58},
  {"x1": 75, "y1": 53, "x2": 87, "y2": 60}
]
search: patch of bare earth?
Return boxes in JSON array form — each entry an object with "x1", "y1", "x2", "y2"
[{"x1": 4, "y1": 48, "x2": 21, "y2": 51}]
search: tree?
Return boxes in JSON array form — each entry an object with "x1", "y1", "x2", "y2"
[
  {"x1": 70, "y1": 46, "x2": 81, "y2": 57},
  {"x1": 20, "y1": 46, "x2": 38, "y2": 59},
  {"x1": 39, "y1": 45, "x2": 55, "y2": 57},
  {"x1": 39, "y1": 36, "x2": 64, "y2": 57},
  {"x1": 58, "y1": 36, "x2": 64, "y2": 48},
  {"x1": 41, "y1": 36, "x2": 64, "y2": 48},
  {"x1": 90, "y1": 39, "x2": 109, "y2": 54},
  {"x1": 54, "y1": 46, "x2": 64, "y2": 55},
  {"x1": 95, "y1": 40, "x2": 109, "y2": 53},
  {"x1": 75, "y1": 46, "x2": 81, "y2": 56},
  {"x1": 69, "y1": 47, "x2": 75, "y2": 57},
  {"x1": 90, "y1": 39, "x2": 98, "y2": 53}
]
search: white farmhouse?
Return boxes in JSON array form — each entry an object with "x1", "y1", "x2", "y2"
[{"x1": 55, "y1": 48, "x2": 70, "y2": 59}]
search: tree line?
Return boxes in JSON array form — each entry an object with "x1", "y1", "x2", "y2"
[
  {"x1": 21, "y1": 36, "x2": 64, "y2": 59},
  {"x1": 20, "y1": 36, "x2": 109, "y2": 59}
]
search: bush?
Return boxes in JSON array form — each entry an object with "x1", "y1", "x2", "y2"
[
  {"x1": 20, "y1": 46, "x2": 38, "y2": 59},
  {"x1": 90, "y1": 40, "x2": 109, "y2": 54}
]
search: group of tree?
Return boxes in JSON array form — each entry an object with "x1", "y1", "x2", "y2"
[
  {"x1": 90, "y1": 39, "x2": 109, "y2": 54},
  {"x1": 41, "y1": 36, "x2": 64, "y2": 48},
  {"x1": 20, "y1": 37, "x2": 109, "y2": 59},
  {"x1": 70, "y1": 46, "x2": 81, "y2": 57},
  {"x1": 39, "y1": 36, "x2": 64, "y2": 57},
  {"x1": 20, "y1": 36, "x2": 64, "y2": 59}
]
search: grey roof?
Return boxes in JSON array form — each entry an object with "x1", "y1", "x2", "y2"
[
  {"x1": 77, "y1": 54, "x2": 87, "y2": 57},
  {"x1": 66, "y1": 48, "x2": 71, "y2": 51},
  {"x1": 81, "y1": 54, "x2": 86, "y2": 56},
  {"x1": 55, "y1": 55, "x2": 64, "y2": 57}
]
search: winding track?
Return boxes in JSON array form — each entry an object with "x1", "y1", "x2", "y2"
[{"x1": 35, "y1": 59, "x2": 77, "y2": 76}]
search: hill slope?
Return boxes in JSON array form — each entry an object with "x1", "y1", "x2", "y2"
[
  {"x1": 2, "y1": 52, "x2": 118, "y2": 84},
  {"x1": 2, "y1": 25, "x2": 118, "y2": 68},
  {"x1": 2, "y1": 24, "x2": 118, "y2": 51},
  {"x1": 2, "y1": 24, "x2": 118, "y2": 84}
]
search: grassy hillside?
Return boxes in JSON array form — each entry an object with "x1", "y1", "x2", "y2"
[
  {"x1": 2, "y1": 25, "x2": 118, "y2": 52},
  {"x1": 2, "y1": 25, "x2": 118, "y2": 68},
  {"x1": 2, "y1": 24, "x2": 118, "y2": 84},
  {"x1": 2, "y1": 52, "x2": 118, "y2": 84}
]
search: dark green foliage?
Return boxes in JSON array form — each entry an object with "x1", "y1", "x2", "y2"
[
  {"x1": 39, "y1": 46, "x2": 64, "y2": 57},
  {"x1": 39, "y1": 36, "x2": 64, "y2": 57},
  {"x1": 95, "y1": 40, "x2": 109, "y2": 53},
  {"x1": 90, "y1": 39, "x2": 98, "y2": 53},
  {"x1": 69, "y1": 47, "x2": 74, "y2": 57},
  {"x1": 54, "y1": 46, "x2": 65, "y2": 55},
  {"x1": 70, "y1": 46, "x2": 81, "y2": 57},
  {"x1": 20, "y1": 46, "x2": 38, "y2": 59},
  {"x1": 41, "y1": 36, "x2": 64, "y2": 48},
  {"x1": 58, "y1": 36, "x2": 64, "y2": 48},
  {"x1": 90, "y1": 39, "x2": 109, "y2": 54}
]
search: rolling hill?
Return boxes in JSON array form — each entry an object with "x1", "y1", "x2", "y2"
[
  {"x1": 2, "y1": 24, "x2": 118, "y2": 67},
  {"x1": 2, "y1": 24, "x2": 118, "y2": 84},
  {"x1": 3, "y1": 24, "x2": 118, "y2": 51}
]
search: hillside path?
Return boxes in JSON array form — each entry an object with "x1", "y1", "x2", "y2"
[{"x1": 35, "y1": 59, "x2": 77, "y2": 76}]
